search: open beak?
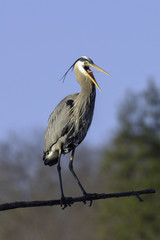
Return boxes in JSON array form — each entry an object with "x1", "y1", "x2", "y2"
[{"x1": 86, "y1": 63, "x2": 110, "y2": 91}]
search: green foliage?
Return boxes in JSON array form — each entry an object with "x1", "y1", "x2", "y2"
[
  {"x1": 98, "y1": 81, "x2": 160, "y2": 240},
  {"x1": 0, "y1": 136, "x2": 100, "y2": 240},
  {"x1": 0, "y1": 81, "x2": 159, "y2": 240}
]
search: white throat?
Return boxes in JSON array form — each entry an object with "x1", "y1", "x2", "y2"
[{"x1": 75, "y1": 61, "x2": 86, "y2": 75}]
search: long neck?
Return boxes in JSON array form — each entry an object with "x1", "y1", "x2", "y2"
[
  {"x1": 73, "y1": 65, "x2": 96, "y2": 130},
  {"x1": 74, "y1": 65, "x2": 96, "y2": 99},
  {"x1": 73, "y1": 65, "x2": 96, "y2": 133}
]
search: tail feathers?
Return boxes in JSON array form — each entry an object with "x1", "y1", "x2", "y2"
[{"x1": 43, "y1": 150, "x2": 59, "y2": 166}]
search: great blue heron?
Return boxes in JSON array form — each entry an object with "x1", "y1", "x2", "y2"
[{"x1": 43, "y1": 56, "x2": 109, "y2": 206}]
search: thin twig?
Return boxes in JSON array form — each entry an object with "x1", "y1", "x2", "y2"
[{"x1": 0, "y1": 188, "x2": 155, "y2": 211}]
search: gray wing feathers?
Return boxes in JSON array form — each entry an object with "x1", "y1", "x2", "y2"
[{"x1": 44, "y1": 93, "x2": 78, "y2": 152}]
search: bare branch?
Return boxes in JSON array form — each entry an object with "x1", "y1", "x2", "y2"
[{"x1": 0, "y1": 188, "x2": 155, "y2": 211}]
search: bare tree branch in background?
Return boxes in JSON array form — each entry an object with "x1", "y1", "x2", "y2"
[{"x1": 0, "y1": 188, "x2": 155, "y2": 211}]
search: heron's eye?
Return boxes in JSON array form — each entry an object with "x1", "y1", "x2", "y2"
[{"x1": 84, "y1": 61, "x2": 88, "y2": 66}]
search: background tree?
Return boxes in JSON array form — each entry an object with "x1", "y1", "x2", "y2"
[
  {"x1": 98, "y1": 80, "x2": 160, "y2": 240},
  {"x1": 0, "y1": 81, "x2": 158, "y2": 240},
  {"x1": 0, "y1": 133, "x2": 101, "y2": 240}
]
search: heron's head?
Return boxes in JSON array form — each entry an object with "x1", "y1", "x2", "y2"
[
  {"x1": 74, "y1": 56, "x2": 109, "y2": 91},
  {"x1": 61, "y1": 56, "x2": 110, "y2": 91}
]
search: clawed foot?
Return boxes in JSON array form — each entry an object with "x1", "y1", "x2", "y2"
[
  {"x1": 82, "y1": 193, "x2": 98, "y2": 207},
  {"x1": 59, "y1": 193, "x2": 98, "y2": 208},
  {"x1": 60, "y1": 196, "x2": 73, "y2": 210}
]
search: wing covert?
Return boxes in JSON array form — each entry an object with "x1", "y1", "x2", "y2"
[{"x1": 44, "y1": 93, "x2": 78, "y2": 152}]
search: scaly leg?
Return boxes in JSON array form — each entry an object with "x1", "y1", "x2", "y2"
[
  {"x1": 69, "y1": 149, "x2": 98, "y2": 206},
  {"x1": 69, "y1": 149, "x2": 87, "y2": 196},
  {"x1": 57, "y1": 147, "x2": 73, "y2": 209},
  {"x1": 57, "y1": 148, "x2": 65, "y2": 199}
]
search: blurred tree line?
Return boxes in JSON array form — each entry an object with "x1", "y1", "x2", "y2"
[{"x1": 0, "y1": 81, "x2": 159, "y2": 239}]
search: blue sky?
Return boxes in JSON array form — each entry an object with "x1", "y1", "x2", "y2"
[{"x1": 0, "y1": 0, "x2": 160, "y2": 147}]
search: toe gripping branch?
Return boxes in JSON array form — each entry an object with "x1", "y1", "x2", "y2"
[{"x1": 0, "y1": 189, "x2": 155, "y2": 211}]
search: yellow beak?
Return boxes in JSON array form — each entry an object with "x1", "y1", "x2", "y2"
[{"x1": 86, "y1": 63, "x2": 110, "y2": 91}]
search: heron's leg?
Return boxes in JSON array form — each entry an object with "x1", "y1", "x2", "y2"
[
  {"x1": 57, "y1": 148, "x2": 65, "y2": 199},
  {"x1": 57, "y1": 148, "x2": 73, "y2": 209},
  {"x1": 69, "y1": 149, "x2": 87, "y2": 196}
]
